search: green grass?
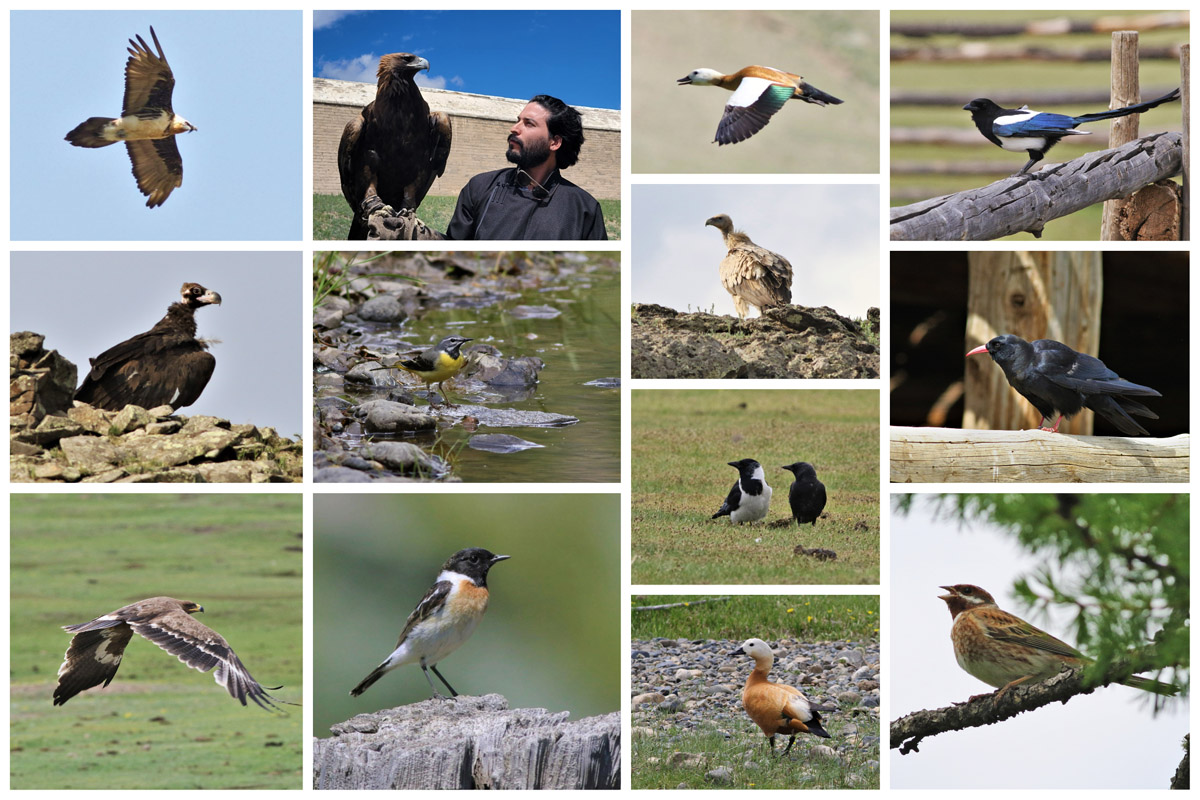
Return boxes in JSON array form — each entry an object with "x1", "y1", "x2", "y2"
[
  {"x1": 632, "y1": 390, "x2": 880, "y2": 585},
  {"x1": 11, "y1": 495, "x2": 303, "y2": 790},
  {"x1": 632, "y1": 595, "x2": 879, "y2": 642},
  {"x1": 631, "y1": 595, "x2": 879, "y2": 790},
  {"x1": 314, "y1": 194, "x2": 621, "y2": 240}
]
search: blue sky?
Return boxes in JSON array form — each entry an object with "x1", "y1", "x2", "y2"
[
  {"x1": 11, "y1": 12, "x2": 301, "y2": 241},
  {"x1": 313, "y1": 11, "x2": 620, "y2": 110},
  {"x1": 11, "y1": 252, "x2": 304, "y2": 436},
  {"x1": 632, "y1": 185, "x2": 879, "y2": 318}
]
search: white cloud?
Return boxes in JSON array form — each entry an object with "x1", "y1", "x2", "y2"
[
  {"x1": 317, "y1": 54, "x2": 379, "y2": 83},
  {"x1": 313, "y1": 11, "x2": 362, "y2": 31},
  {"x1": 414, "y1": 73, "x2": 446, "y2": 90}
]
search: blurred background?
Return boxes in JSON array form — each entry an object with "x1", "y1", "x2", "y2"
[
  {"x1": 890, "y1": 250, "x2": 1189, "y2": 436},
  {"x1": 890, "y1": 10, "x2": 1188, "y2": 239},
  {"x1": 314, "y1": 493, "x2": 619, "y2": 734},
  {"x1": 633, "y1": 10, "x2": 879, "y2": 173}
]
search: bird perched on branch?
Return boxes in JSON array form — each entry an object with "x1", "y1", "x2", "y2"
[
  {"x1": 75, "y1": 282, "x2": 221, "y2": 412},
  {"x1": 339, "y1": 53, "x2": 453, "y2": 240},
  {"x1": 732, "y1": 638, "x2": 831, "y2": 753},
  {"x1": 962, "y1": 88, "x2": 1180, "y2": 175},
  {"x1": 351, "y1": 548, "x2": 510, "y2": 699},
  {"x1": 966, "y1": 334, "x2": 1160, "y2": 436},
  {"x1": 55, "y1": 596, "x2": 294, "y2": 710},
  {"x1": 938, "y1": 584, "x2": 1178, "y2": 699},
  {"x1": 781, "y1": 462, "x2": 826, "y2": 526},
  {"x1": 65, "y1": 26, "x2": 196, "y2": 207},
  {"x1": 712, "y1": 458, "x2": 772, "y2": 524},
  {"x1": 705, "y1": 213, "x2": 793, "y2": 319},
  {"x1": 678, "y1": 66, "x2": 843, "y2": 145}
]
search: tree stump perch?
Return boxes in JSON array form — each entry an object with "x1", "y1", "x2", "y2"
[{"x1": 312, "y1": 694, "x2": 621, "y2": 790}]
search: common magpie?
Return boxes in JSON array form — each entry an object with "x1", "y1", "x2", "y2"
[
  {"x1": 781, "y1": 462, "x2": 827, "y2": 526},
  {"x1": 711, "y1": 458, "x2": 772, "y2": 524},
  {"x1": 963, "y1": 88, "x2": 1181, "y2": 175}
]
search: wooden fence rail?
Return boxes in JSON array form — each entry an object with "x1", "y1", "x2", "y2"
[{"x1": 890, "y1": 427, "x2": 1190, "y2": 483}]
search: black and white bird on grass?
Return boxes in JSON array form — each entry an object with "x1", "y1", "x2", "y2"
[
  {"x1": 712, "y1": 458, "x2": 772, "y2": 524},
  {"x1": 962, "y1": 88, "x2": 1180, "y2": 175},
  {"x1": 781, "y1": 462, "x2": 826, "y2": 526}
]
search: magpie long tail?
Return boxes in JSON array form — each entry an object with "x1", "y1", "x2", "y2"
[{"x1": 1072, "y1": 87, "x2": 1181, "y2": 124}]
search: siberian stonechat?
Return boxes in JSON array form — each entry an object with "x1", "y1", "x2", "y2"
[{"x1": 351, "y1": 548, "x2": 509, "y2": 699}]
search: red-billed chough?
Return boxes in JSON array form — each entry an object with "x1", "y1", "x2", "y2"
[{"x1": 966, "y1": 334, "x2": 1160, "y2": 436}]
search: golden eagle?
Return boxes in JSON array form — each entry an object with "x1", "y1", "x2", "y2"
[
  {"x1": 54, "y1": 596, "x2": 293, "y2": 710},
  {"x1": 65, "y1": 26, "x2": 196, "y2": 208},
  {"x1": 338, "y1": 53, "x2": 453, "y2": 240}
]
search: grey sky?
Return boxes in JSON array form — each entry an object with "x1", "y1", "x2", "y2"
[
  {"x1": 11, "y1": 252, "x2": 303, "y2": 436},
  {"x1": 891, "y1": 496, "x2": 1188, "y2": 789},
  {"x1": 632, "y1": 184, "x2": 879, "y2": 319}
]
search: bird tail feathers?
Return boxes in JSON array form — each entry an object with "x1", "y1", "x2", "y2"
[
  {"x1": 350, "y1": 663, "x2": 389, "y2": 697},
  {"x1": 798, "y1": 83, "x2": 843, "y2": 106},
  {"x1": 1072, "y1": 88, "x2": 1181, "y2": 123},
  {"x1": 65, "y1": 118, "x2": 117, "y2": 148}
]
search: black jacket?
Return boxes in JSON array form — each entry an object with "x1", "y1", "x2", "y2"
[{"x1": 444, "y1": 168, "x2": 607, "y2": 240}]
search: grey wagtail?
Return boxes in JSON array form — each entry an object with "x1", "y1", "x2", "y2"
[{"x1": 395, "y1": 335, "x2": 473, "y2": 406}]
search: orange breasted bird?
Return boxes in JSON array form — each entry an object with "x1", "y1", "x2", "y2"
[
  {"x1": 732, "y1": 637, "x2": 831, "y2": 754},
  {"x1": 677, "y1": 65, "x2": 843, "y2": 145},
  {"x1": 938, "y1": 584, "x2": 1178, "y2": 699},
  {"x1": 351, "y1": 548, "x2": 510, "y2": 699}
]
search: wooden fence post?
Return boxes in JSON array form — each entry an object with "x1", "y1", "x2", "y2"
[
  {"x1": 1182, "y1": 44, "x2": 1191, "y2": 239},
  {"x1": 1101, "y1": 32, "x2": 1141, "y2": 239},
  {"x1": 963, "y1": 252, "x2": 1102, "y2": 434}
]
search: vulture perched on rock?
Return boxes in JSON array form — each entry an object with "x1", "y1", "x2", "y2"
[
  {"x1": 75, "y1": 282, "x2": 221, "y2": 412},
  {"x1": 338, "y1": 53, "x2": 453, "y2": 240},
  {"x1": 705, "y1": 213, "x2": 794, "y2": 319}
]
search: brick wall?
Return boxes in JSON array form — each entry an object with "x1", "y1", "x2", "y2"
[{"x1": 314, "y1": 79, "x2": 621, "y2": 201}]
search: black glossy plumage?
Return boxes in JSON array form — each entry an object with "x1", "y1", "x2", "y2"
[
  {"x1": 75, "y1": 282, "x2": 221, "y2": 412},
  {"x1": 781, "y1": 462, "x2": 826, "y2": 526},
  {"x1": 967, "y1": 334, "x2": 1160, "y2": 436}
]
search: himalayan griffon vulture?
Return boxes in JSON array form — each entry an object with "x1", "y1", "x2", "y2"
[{"x1": 705, "y1": 213, "x2": 794, "y2": 319}]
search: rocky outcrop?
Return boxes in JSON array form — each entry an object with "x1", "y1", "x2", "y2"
[
  {"x1": 10, "y1": 332, "x2": 302, "y2": 483},
  {"x1": 313, "y1": 694, "x2": 621, "y2": 790},
  {"x1": 631, "y1": 304, "x2": 879, "y2": 379}
]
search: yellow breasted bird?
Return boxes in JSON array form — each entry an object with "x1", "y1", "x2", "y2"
[{"x1": 395, "y1": 335, "x2": 473, "y2": 406}]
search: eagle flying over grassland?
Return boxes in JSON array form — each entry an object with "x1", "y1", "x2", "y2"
[
  {"x1": 54, "y1": 596, "x2": 293, "y2": 711},
  {"x1": 338, "y1": 52, "x2": 453, "y2": 240},
  {"x1": 705, "y1": 213, "x2": 794, "y2": 319},
  {"x1": 65, "y1": 26, "x2": 196, "y2": 208}
]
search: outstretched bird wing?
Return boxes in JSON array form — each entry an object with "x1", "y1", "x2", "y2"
[
  {"x1": 126, "y1": 138, "x2": 184, "y2": 208},
  {"x1": 123, "y1": 27, "x2": 176, "y2": 117},
  {"x1": 716, "y1": 77, "x2": 794, "y2": 145}
]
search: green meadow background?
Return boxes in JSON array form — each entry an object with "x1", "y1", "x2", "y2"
[
  {"x1": 10, "y1": 494, "x2": 303, "y2": 790},
  {"x1": 313, "y1": 493, "x2": 620, "y2": 735},
  {"x1": 632, "y1": 389, "x2": 880, "y2": 585}
]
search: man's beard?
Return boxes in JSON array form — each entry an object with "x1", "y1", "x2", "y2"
[{"x1": 506, "y1": 136, "x2": 552, "y2": 169}]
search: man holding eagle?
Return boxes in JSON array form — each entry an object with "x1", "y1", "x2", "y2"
[{"x1": 339, "y1": 52, "x2": 607, "y2": 241}]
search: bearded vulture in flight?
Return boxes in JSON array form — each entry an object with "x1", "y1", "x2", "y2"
[
  {"x1": 678, "y1": 65, "x2": 843, "y2": 145},
  {"x1": 705, "y1": 214, "x2": 794, "y2": 319},
  {"x1": 75, "y1": 282, "x2": 221, "y2": 412},
  {"x1": 65, "y1": 26, "x2": 196, "y2": 207},
  {"x1": 338, "y1": 53, "x2": 453, "y2": 240},
  {"x1": 54, "y1": 596, "x2": 294, "y2": 711}
]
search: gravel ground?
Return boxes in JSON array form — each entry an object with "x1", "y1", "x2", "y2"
[{"x1": 631, "y1": 637, "x2": 880, "y2": 786}]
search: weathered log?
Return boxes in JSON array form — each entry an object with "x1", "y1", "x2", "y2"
[
  {"x1": 890, "y1": 132, "x2": 1182, "y2": 240},
  {"x1": 313, "y1": 694, "x2": 620, "y2": 790},
  {"x1": 889, "y1": 427, "x2": 1189, "y2": 483}
]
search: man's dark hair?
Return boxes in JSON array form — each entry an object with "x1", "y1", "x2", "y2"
[{"x1": 530, "y1": 94, "x2": 586, "y2": 170}]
